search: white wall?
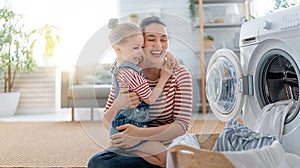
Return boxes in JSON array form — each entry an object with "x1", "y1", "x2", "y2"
[
  {"x1": 118, "y1": 0, "x2": 201, "y2": 76},
  {"x1": 117, "y1": 0, "x2": 202, "y2": 112}
]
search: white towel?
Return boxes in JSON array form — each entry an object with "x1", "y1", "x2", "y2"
[
  {"x1": 166, "y1": 134, "x2": 200, "y2": 168},
  {"x1": 254, "y1": 99, "x2": 296, "y2": 140},
  {"x1": 223, "y1": 140, "x2": 300, "y2": 168}
]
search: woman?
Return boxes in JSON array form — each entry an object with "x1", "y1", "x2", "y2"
[{"x1": 88, "y1": 16, "x2": 193, "y2": 168}]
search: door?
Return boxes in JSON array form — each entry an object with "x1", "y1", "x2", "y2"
[{"x1": 206, "y1": 49, "x2": 245, "y2": 121}]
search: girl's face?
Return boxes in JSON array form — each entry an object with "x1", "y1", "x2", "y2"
[
  {"x1": 143, "y1": 23, "x2": 169, "y2": 66},
  {"x1": 115, "y1": 34, "x2": 144, "y2": 65}
]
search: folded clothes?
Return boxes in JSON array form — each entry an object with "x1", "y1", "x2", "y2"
[{"x1": 213, "y1": 119, "x2": 275, "y2": 152}]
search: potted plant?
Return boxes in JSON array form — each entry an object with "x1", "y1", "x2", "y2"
[
  {"x1": 0, "y1": 8, "x2": 37, "y2": 116},
  {"x1": 0, "y1": 8, "x2": 59, "y2": 116},
  {"x1": 129, "y1": 13, "x2": 139, "y2": 24},
  {"x1": 188, "y1": 0, "x2": 196, "y2": 20},
  {"x1": 36, "y1": 24, "x2": 60, "y2": 66},
  {"x1": 37, "y1": 24, "x2": 60, "y2": 57},
  {"x1": 204, "y1": 35, "x2": 214, "y2": 50},
  {"x1": 274, "y1": 0, "x2": 290, "y2": 9},
  {"x1": 188, "y1": 0, "x2": 199, "y2": 29}
]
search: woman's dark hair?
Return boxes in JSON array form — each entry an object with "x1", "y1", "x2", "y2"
[{"x1": 138, "y1": 16, "x2": 166, "y2": 32}]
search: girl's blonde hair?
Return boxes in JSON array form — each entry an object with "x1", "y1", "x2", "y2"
[{"x1": 108, "y1": 18, "x2": 141, "y2": 45}]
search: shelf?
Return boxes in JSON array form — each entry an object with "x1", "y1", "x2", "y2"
[
  {"x1": 196, "y1": 102, "x2": 210, "y2": 111},
  {"x1": 194, "y1": 23, "x2": 242, "y2": 29},
  {"x1": 196, "y1": 0, "x2": 249, "y2": 115},
  {"x1": 205, "y1": 23, "x2": 242, "y2": 28},
  {"x1": 196, "y1": 49, "x2": 240, "y2": 56},
  {"x1": 193, "y1": 0, "x2": 244, "y2": 4},
  {"x1": 204, "y1": 48, "x2": 240, "y2": 53}
]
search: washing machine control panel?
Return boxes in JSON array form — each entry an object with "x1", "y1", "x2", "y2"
[
  {"x1": 281, "y1": 11, "x2": 300, "y2": 30},
  {"x1": 263, "y1": 20, "x2": 271, "y2": 30}
]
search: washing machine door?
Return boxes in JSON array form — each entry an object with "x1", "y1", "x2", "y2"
[{"x1": 206, "y1": 49, "x2": 244, "y2": 122}]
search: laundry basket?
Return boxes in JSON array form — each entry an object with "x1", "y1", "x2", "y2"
[{"x1": 169, "y1": 133, "x2": 234, "y2": 168}]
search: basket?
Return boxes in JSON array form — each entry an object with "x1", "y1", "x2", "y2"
[{"x1": 169, "y1": 133, "x2": 234, "y2": 168}]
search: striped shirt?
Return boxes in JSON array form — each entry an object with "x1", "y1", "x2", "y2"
[
  {"x1": 105, "y1": 65, "x2": 193, "y2": 132},
  {"x1": 115, "y1": 68, "x2": 151, "y2": 100}
]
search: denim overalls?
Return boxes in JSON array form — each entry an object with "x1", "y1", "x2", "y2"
[{"x1": 110, "y1": 62, "x2": 150, "y2": 136}]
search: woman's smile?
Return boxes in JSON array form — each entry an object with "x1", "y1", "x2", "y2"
[{"x1": 150, "y1": 50, "x2": 163, "y2": 57}]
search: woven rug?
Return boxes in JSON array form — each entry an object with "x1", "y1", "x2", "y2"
[
  {"x1": 188, "y1": 119, "x2": 226, "y2": 134},
  {"x1": 0, "y1": 122, "x2": 106, "y2": 168},
  {"x1": 0, "y1": 120, "x2": 225, "y2": 167}
]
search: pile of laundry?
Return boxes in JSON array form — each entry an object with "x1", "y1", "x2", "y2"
[
  {"x1": 212, "y1": 119, "x2": 300, "y2": 168},
  {"x1": 167, "y1": 99, "x2": 300, "y2": 168}
]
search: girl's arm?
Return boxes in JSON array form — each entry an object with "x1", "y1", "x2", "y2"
[{"x1": 142, "y1": 62, "x2": 173, "y2": 105}]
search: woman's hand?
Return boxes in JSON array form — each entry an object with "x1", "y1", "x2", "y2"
[
  {"x1": 114, "y1": 88, "x2": 140, "y2": 111},
  {"x1": 117, "y1": 124, "x2": 142, "y2": 137},
  {"x1": 165, "y1": 51, "x2": 179, "y2": 69},
  {"x1": 110, "y1": 124, "x2": 142, "y2": 148}
]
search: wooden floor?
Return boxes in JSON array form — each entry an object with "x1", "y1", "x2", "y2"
[{"x1": 189, "y1": 120, "x2": 225, "y2": 134}]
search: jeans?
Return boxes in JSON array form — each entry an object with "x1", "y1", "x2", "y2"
[
  {"x1": 88, "y1": 149, "x2": 161, "y2": 168},
  {"x1": 110, "y1": 102, "x2": 150, "y2": 135},
  {"x1": 110, "y1": 62, "x2": 150, "y2": 136}
]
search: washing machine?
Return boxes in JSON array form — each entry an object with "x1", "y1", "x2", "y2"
[{"x1": 206, "y1": 5, "x2": 300, "y2": 156}]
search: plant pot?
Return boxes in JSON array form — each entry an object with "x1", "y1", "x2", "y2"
[
  {"x1": 0, "y1": 92, "x2": 20, "y2": 117},
  {"x1": 204, "y1": 40, "x2": 214, "y2": 50},
  {"x1": 42, "y1": 55, "x2": 55, "y2": 67},
  {"x1": 129, "y1": 17, "x2": 139, "y2": 24}
]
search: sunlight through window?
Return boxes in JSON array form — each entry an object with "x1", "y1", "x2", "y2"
[{"x1": 2, "y1": 0, "x2": 118, "y2": 67}]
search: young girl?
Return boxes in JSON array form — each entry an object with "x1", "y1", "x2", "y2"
[{"x1": 107, "y1": 18, "x2": 172, "y2": 167}]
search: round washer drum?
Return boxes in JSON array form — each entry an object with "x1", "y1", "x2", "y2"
[
  {"x1": 256, "y1": 49, "x2": 300, "y2": 124},
  {"x1": 206, "y1": 48, "x2": 300, "y2": 125}
]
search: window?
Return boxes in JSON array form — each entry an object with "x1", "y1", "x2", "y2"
[{"x1": 3, "y1": 0, "x2": 118, "y2": 67}]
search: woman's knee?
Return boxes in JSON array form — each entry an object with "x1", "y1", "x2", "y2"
[
  {"x1": 88, "y1": 149, "x2": 161, "y2": 168},
  {"x1": 87, "y1": 152, "x2": 102, "y2": 168},
  {"x1": 87, "y1": 150, "x2": 117, "y2": 168}
]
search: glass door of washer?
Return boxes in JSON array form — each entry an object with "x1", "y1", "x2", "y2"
[{"x1": 206, "y1": 49, "x2": 244, "y2": 121}]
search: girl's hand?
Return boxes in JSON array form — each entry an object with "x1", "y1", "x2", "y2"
[
  {"x1": 110, "y1": 124, "x2": 142, "y2": 148},
  {"x1": 160, "y1": 61, "x2": 173, "y2": 80},
  {"x1": 165, "y1": 51, "x2": 179, "y2": 69},
  {"x1": 114, "y1": 88, "x2": 140, "y2": 110}
]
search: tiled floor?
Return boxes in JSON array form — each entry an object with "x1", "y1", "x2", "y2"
[{"x1": 0, "y1": 108, "x2": 217, "y2": 122}]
